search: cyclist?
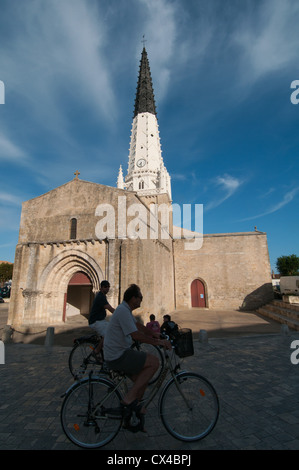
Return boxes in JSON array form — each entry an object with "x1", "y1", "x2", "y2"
[
  {"x1": 103, "y1": 284, "x2": 171, "y2": 428},
  {"x1": 88, "y1": 280, "x2": 115, "y2": 360}
]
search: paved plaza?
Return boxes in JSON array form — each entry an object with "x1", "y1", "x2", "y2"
[{"x1": 1, "y1": 320, "x2": 299, "y2": 451}]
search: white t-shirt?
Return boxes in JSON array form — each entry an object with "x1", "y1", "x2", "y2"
[{"x1": 103, "y1": 301, "x2": 137, "y2": 361}]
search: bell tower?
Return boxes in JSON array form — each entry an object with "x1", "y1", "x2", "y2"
[{"x1": 117, "y1": 47, "x2": 172, "y2": 201}]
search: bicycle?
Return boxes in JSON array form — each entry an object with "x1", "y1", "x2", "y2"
[
  {"x1": 68, "y1": 333, "x2": 164, "y2": 384},
  {"x1": 61, "y1": 329, "x2": 219, "y2": 449}
]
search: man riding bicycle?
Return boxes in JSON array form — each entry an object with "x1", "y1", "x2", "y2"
[
  {"x1": 103, "y1": 284, "x2": 171, "y2": 428},
  {"x1": 88, "y1": 280, "x2": 115, "y2": 359}
]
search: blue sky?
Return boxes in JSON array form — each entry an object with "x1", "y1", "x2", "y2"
[{"x1": 0, "y1": 0, "x2": 298, "y2": 273}]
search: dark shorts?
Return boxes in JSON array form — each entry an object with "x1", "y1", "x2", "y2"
[{"x1": 106, "y1": 349, "x2": 146, "y2": 376}]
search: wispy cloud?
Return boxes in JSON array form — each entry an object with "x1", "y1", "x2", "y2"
[
  {"x1": 206, "y1": 174, "x2": 243, "y2": 211},
  {"x1": 168, "y1": 0, "x2": 299, "y2": 108},
  {"x1": 0, "y1": 192, "x2": 22, "y2": 206},
  {"x1": 241, "y1": 187, "x2": 299, "y2": 221},
  {"x1": 0, "y1": 242, "x2": 16, "y2": 249},
  {"x1": 0, "y1": 132, "x2": 27, "y2": 162},
  {"x1": 140, "y1": 0, "x2": 177, "y2": 101},
  {"x1": 1, "y1": 0, "x2": 116, "y2": 137},
  {"x1": 259, "y1": 187, "x2": 276, "y2": 199},
  {"x1": 171, "y1": 173, "x2": 187, "y2": 181},
  {"x1": 233, "y1": 0, "x2": 299, "y2": 85},
  {"x1": 0, "y1": 204, "x2": 22, "y2": 232}
]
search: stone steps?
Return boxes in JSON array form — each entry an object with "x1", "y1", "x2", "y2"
[{"x1": 257, "y1": 299, "x2": 299, "y2": 331}]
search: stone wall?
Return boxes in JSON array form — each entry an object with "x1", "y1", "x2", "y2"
[
  {"x1": 173, "y1": 232, "x2": 273, "y2": 311},
  {"x1": 18, "y1": 179, "x2": 141, "y2": 243},
  {"x1": 117, "y1": 237, "x2": 174, "y2": 322}
]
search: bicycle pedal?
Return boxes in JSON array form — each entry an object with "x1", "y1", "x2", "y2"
[
  {"x1": 101, "y1": 406, "x2": 123, "y2": 419},
  {"x1": 123, "y1": 411, "x2": 146, "y2": 433},
  {"x1": 123, "y1": 417, "x2": 146, "y2": 433}
]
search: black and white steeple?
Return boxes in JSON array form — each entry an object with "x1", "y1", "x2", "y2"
[{"x1": 117, "y1": 47, "x2": 171, "y2": 200}]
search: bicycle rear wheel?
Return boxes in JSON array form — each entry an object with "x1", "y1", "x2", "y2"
[
  {"x1": 61, "y1": 377, "x2": 122, "y2": 449},
  {"x1": 69, "y1": 340, "x2": 103, "y2": 379},
  {"x1": 159, "y1": 372, "x2": 219, "y2": 441}
]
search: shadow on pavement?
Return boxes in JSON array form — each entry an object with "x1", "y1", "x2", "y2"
[{"x1": 3, "y1": 307, "x2": 286, "y2": 347}]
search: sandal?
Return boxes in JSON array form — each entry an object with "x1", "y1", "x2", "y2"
[{"x1": 121, "y1": 400, "x2": 146, "y2": 433}]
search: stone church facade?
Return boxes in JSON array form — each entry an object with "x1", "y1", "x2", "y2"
[{"x1": 8, "y1": 48, "x2": 273, "y2": 327}]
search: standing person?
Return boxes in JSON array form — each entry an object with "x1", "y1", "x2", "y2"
[
  {"x1": 103, "y1": 284, "x2": 171, "y2": 428},
  {"x1": 146, "y1": 314, "x2": 160, "y2": 333},
  {"x1": 88, "y1": 280, "x2": 115, "y2": 359}
]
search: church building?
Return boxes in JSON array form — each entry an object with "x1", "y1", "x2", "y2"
[{"x1": 8, "y1": 47, "x2": 273, "y2": 327}]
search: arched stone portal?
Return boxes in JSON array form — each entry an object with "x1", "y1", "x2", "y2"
[
  {"x1": 36, "y1": 249, "x2": 104, "y2": 324},
  {"x1": 63, "y1": 271, "x2": 94, "y2": 321}
]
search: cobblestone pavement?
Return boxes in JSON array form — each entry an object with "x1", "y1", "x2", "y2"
[{"x1": 1, "y1": 331, "x2": 299, "y2": 451}]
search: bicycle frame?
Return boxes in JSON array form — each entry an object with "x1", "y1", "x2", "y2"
[
  {"x1": 143, "y1": 348, "x2": 180, "y2": 409},
  {"x1": 83, "y1": 346, "x2": 184, "y2": 419},
  {"x1": 63, "y1": 343, "x2": 188, "y2": 423}
]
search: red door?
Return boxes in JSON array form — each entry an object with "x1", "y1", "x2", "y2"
[{"x1": 191, "y1": 279, "x2": 206, "y2": 308}]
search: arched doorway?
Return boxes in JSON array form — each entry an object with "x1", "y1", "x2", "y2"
[
  {"x1": 63, "y1": 271, "x2": 94, "y2": 321},
  {"x1": 36, "y1": 249, "x2": 103, "y2": 324},
  {"x1": 191, "y1": 279, "x2": 206, "y2": 308}
]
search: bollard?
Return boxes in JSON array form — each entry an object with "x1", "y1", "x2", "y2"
[
  {"x1": 45, "y1": 327, "x2": 55, "y2": 349},
  {"x1": 0, "y1": 340, "x2": 4, "y2": 364},
  {"x1": 199, "y1": 329, "x2": 208, "y2": 344},
  {"x1": 2, "y1": 325, "x2": 13, "y2": 344},
  {"x1": 280, "y1": 324, "x2": 289, "y2": 336}
]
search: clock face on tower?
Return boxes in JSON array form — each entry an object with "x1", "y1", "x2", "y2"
[{"x1": 137, "y1": 159, "x2": 146, "y2": 168}]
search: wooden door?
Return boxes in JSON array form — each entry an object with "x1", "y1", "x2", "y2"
[{"x1": 191, "y1": 279, "x2": 206, "y2": 308}]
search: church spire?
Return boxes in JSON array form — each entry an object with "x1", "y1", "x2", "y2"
[
  {"x1": 133, "y1": 47, "x2": 157, "y2": 118},
  {"x1": 120, "y1": 46, "x2": 171, "y2": 200},
  {"x1": 117, "y1": 165, "x2": 124, "y2": 189}
]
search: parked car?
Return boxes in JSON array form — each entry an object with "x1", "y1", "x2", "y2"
[{"x1": 0, "y1": 286, "x2": 10, "y2": 298}]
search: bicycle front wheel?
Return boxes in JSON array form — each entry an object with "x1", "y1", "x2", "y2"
[
  {"x1": 61, "y1": 377, "x2": 122, "y2": 449},
  {"x1": 159, "y1": 372, "x2": 219, "y2": 442},
  {"x1": 69, "y1": 340, "x2": 103, "y2": 379}
]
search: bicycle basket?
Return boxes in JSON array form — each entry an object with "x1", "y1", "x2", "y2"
[{"x1": 174, "y1": 328, "x2": 194, "y2": 358}]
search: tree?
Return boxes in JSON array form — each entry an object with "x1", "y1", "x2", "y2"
[
  {"x1": 276, "y1": 254, "x2": 299, "y2": 276},
  {"x1": 0, "y1": 263, "x2": 13, "y2": 283}
]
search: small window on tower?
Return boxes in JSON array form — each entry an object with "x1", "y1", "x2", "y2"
[
  {"x1": 70, "y1": 218, "x2": 77, "y2": 239},
  {"x1": 139, "y1": 181, "x2": 144, "y2": 190}
]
